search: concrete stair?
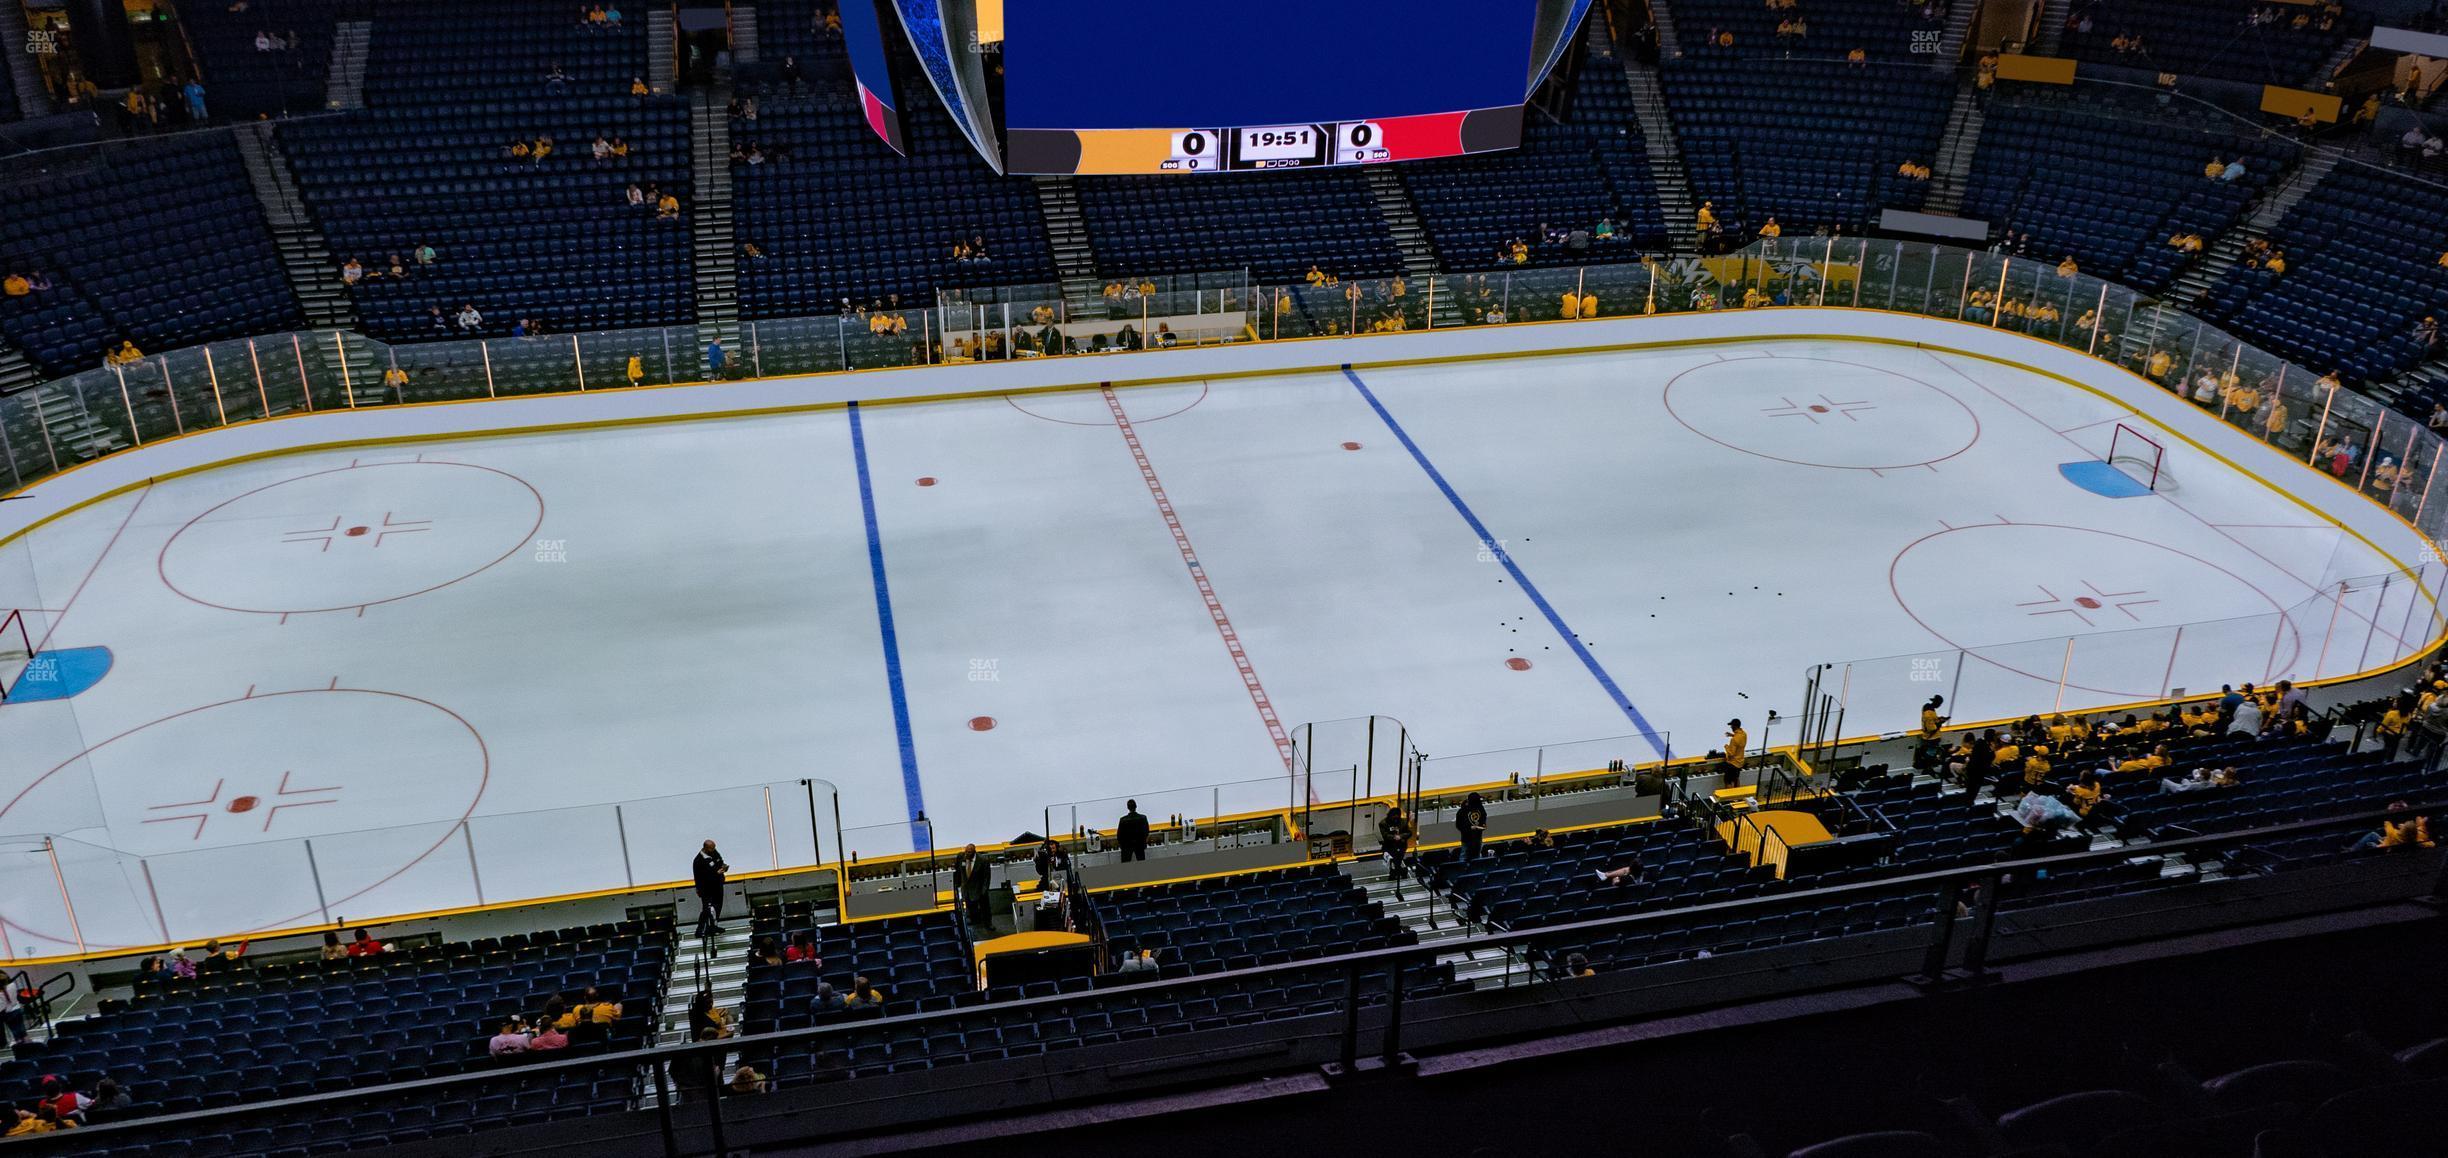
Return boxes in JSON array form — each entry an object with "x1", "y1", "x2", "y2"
[
  {"x1": 1651, "y1": 0, "x2": 1683, "y2": 60},
  {"x1": 2031, "y1": 0, "x2": 2073, "y2": 55},
  {"x1": 635, "y1": 921, "x2": 761, "y2": 1108},
  {"x1": 34, "y1": 385, "x2": 123, "y2": 462},
  {"x1": 688, "y1": 86, "x2": 743, "y2": 361},
  {"x1": 2167, "y1": 141, "x2": 2343, "y2": 307},
  {"x1": 1924, "y1": 78, "x2": 1987, "y2": 217},
  {"x1": 731, "y1": 5, "x2": 761, "y2": 65},
  {"x1": 1932, "y1": 0, "x2": 1980, "y2": 67},
  {"x1": 2312, "y1": 35, "x2": 2367, "y2": 89},
  {"x1": 232, "y1": 123, "x2": 359, "y2": 331},
  {"x1": 647, "y1": 8, "x2": 677, "y2": 94},
  {"x1": 1618, "y1": 53, "x2": 1701, "y2": 251},
  {"x1": 1361, "y1": 167, "x2": 1464, "y2": 326},
  {"x1": 1341, "y1": 857, "x2": 1522, "y2": 990},
  {"x1": 0, "y1": 2, "x2": 54, "y2": 117},
  {"x1": 0, "y1": 343, "x2": 37, "y2": 396},
  {"x1": 324, "y1": 19, "x2": 372, "y2": 110},
  {"x1": 1028, "y1": 176, "x2": 1107, "y2": 316}
]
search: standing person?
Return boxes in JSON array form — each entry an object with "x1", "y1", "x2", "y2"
[
  {"x1": 1917, "y1": 696, "x2": 1948, "y2": 767},
  {"x1": 1454, "y1": 792, "x2": 1488, "y2": 861},
  {"x1": 691, "y1": 840, "x2": 728, "y2": 937},
  {"x1": 1722, "y1": 719, "x2": 1749, "y2": 782},
  {"x1": 1115, "y1": 800, "x2": 1149, "y2": 862},
  {"x1": 0, "y1": 978, "x2": 25, "y2": 1049},
  {"x1": 2418, "y1": 693, "x2": 2448, "y2": 772},
  {"x1": 1378, "y1": 806, "x2": 1414, "y2": 898},
  {"x1": 1032, "y1": 837, "x2": 1067, "y2": 888},
  {"x1": 953, "y1": 844, "x2": 991, "y2": 925}
]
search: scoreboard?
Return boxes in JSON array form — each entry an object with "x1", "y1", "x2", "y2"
[{"x1": 1004, "y1": 107, "x2": 1525, "y2": 176}]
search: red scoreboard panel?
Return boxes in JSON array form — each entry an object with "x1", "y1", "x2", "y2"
[{"x1": 1003, "y1": 106, "x2": 1525, "y2": 175}]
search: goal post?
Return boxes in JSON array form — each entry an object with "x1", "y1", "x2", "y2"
[
  {"x1": 0, "y1": 609, "x2": 30, "y2": 703},
  {"x1": 2107, "y1": 423, "x2": 2170, "y2": 493}
]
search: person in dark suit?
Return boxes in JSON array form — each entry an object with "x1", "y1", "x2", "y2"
[
  {"x1": 1455, "y1": 792, "x2": 1488, "y2": 861},
  {"x1": 1116, "y1": 800, "x2": 1150, "y2": 862},
  {"x1": 691, "y1": 840, "x2": 728, "y2": 937},
  {"x1": 954, "y1": 844, "x2": 991, "y2": 926}
]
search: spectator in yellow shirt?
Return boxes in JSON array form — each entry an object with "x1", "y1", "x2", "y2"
[
  {"x1": 2056, "y1": 256, "x2": 2080, "y2": 278},
  {"x1": 1759, "y1": 218, "x2": 1781, "y2": 239},
  {"x1": 1723, "y1": 719, "x2": 1748, "y2": 775}
]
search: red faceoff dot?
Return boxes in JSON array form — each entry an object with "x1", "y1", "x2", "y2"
[
  {"x1": 1505, "y1": 658, "x2": 1533, "y2": 671},
  {"x1": 916, "y1": 477, "x2": 937, "y2": 487},
  {"x1": 1808, "y1": 405, "x2": 1830, "y2": 414},
  {"x1": 968, "y1": 716, "x2": 996, "y2": 731},
  {"x1": 227, "y1": 795, "x2": 259, "y2": 813},
  {"x1": 2074, "y1": 596, "x2": 2102, "y2": 609},
  {"x1": 345, "y1": 526, "x2": 370, "y2": 537},
  {"x1": 1341, "y1": 442, "x2": 1363, "y2": 451}
]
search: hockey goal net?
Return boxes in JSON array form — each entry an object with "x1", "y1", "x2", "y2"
[
  {"x1": 0, "y1": 610, "x2": 32, "y2": 703},
  {"x1": 2108, "y1": 423, "x2": 2172, "y2": 493}
]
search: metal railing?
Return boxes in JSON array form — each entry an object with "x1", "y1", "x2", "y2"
[{"x1": 5, "y1": 799, "x2": 2439, "y2": 1156}]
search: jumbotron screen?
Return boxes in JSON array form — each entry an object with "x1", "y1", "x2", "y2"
[{"x1": 997, "y1": 0, "x2": 1542, "y2": 175}]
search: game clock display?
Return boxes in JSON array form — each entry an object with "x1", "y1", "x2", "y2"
[
  {"x1": 1005, "y1": 107, "x2": 1521, "y2": 175},
  {"x1": 1161, "y1": 121, "x2": 1393, "y2": 171}
]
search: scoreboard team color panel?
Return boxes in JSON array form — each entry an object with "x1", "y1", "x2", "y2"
[{"x1": 1000, "y1": 0, "x2": 1538, "y2": 174}]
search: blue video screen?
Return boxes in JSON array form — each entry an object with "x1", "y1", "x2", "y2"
[{"x1": 1000, "y1": 0, "x2": 1540, "y2": 131}]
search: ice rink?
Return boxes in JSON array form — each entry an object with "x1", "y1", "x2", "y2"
[{"x1": 0, "y1": 336, "x2": 2435, "y2": 951}]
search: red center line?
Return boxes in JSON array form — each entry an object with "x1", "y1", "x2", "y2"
[
  {"x1": 28, "y1": 484, "x2": 153, "y2": 658},
  {"x1": 1923, "y1": 351, "x2": 2426, "y2": 657},
  {"x1": 1099, "y1": 385, "x2": 1297, "y2": 778}
]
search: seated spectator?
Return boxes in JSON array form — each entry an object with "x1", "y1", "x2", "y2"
[
  {"x1": 545, "y1": 64, "x2": 570, "y2": 94},
  {"x1": 1591, "y1": 858, "x2": 1645, "y2": 886},
  {"x1": 1116, "y1": 947, "x2": 1159, "y2": 974},
  {"x1": 346, "y1": 927, "x2": 384, "y2": 956},
  {"x1": 386, "y1": 253, "x2": 408, "y2": 279},
  {"x1": 561, "y1": 987, "x2": 622, "y2": 1042},
  {"x1": 2056, "y1": 256, "x2": 2079, "y2": 278},
  {"x1": 657, "y1": 191, "x2": 681, "y2": 220},
  {"x1": 456, "y1": 304, "x2": 484, "y2": 331},
  {"x1": 1526, "y1": 827, "x2": 1556, "y2": 850},
  {"x1": 631, "y1": 76, "x2": 650, "y2": 97},
  {"x1": 81, "y1": 1079, "x2": 130, "y2": 1126},
  {"x1": 687, "y1": 990, "x2": 735, "y2": 1040},
  {"x1": 606, "y1": 3, "x2": 622, "y2": 25},
  {"x1": 592, "y1": 134, "x2": 612, "y2": 161},
  {"x1": 784, "y1": 930, "x2": 821, "y2": 964},
  {"x1": 527, "y1": 1021, "x2": 570, "y2": 1052},
  {"x1": 5, "y1": 1108, "x2": 67, "y2": 1136},
  {"x1": 341, "y1": 258, "x2": 364, "y2": 284},
  {"x1": 610, "y1": 136, "x2": 630, "y2": 158},
  {"x1": 532, "y1": 135, "x2": 555, "y2": 163},
  {"x1": 414, "y1": 243, "x2": 437, "y2": 266},
  {"x1": 2349, "y1": 801, "x2": 2433, "y2": 851},
  {"x1": 195, "y1": 938, "x2": 246, "y2": 976},
  {"x1": 37, "y1": 1079, "x2": 89, "y2": 1125},
  {"x1": 1560, "y1": 952, "x2": 1596, "y2": 978},
  {"x1": 843, "y1": 975, "x2": 884, "y2": 1010},
  {"x1": 320, "y1": 931, "x2": 349, "y2": 962},
  {"x1": 750, "y1": 935, "x2": 785, "y2": 967},
  {"x1": 488, "y1": 1019, "x2": 532, "y2": 1057},
  {"x1": 729, "y1": 1065, "x2": 767, "y2": 1095},
  {"x1": 2220, "y1": 159, "x2": 2247, "y2": 183},
  {"x1": 1, "y1": 272, "x2": 28, "y2": 297}
]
